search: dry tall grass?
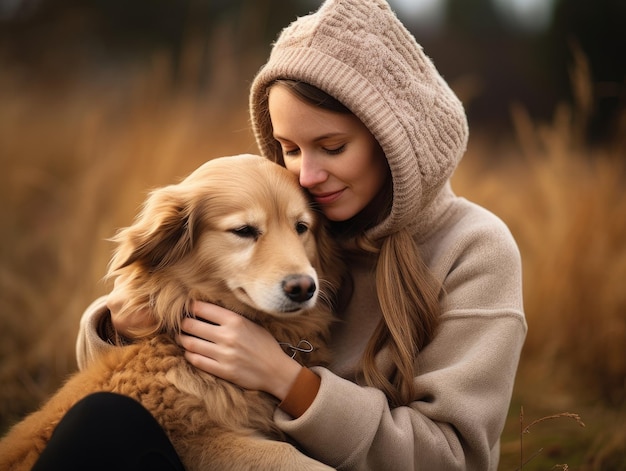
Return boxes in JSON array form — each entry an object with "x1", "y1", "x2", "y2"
[
  {"x1": 457, "y1": 105, "x2": 626, "y2": 397},
  {"x1": 0, "y1": 49, "x2": 624, "y2": 469},
  {"x1": 454, "y1": 52, "x2": 625, "y2": 469},
  {"x1": 0, "y1": 56, "x2": 257, "y2": 428}
]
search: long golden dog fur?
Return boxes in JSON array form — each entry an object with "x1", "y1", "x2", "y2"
[{"x1": 0, "y1": 154, "x2": 343, "y2": 471}]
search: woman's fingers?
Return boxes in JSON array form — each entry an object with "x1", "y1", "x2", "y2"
[
  {"x1": 178, "y1": 332, "x2": 220, "y2": 367},
  {"x1": 190, "y1": 300, "x2": 238, "y2": 326},
  {"x1": 178, "y1": 300, "x2": 302, "y2": 398},
  {"x1": 177, "y1": 313, "x2": 240, "y2": 374},
  {"x1": 180, "y1": 315, "x2": 217, "y2": 343}
]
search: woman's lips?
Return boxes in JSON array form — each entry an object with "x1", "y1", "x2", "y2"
[{"x1": 311, "y1": 189, "x2": 344, "y2": 205}]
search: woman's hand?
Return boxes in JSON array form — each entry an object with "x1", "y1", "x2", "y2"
[
  {"x1": 178, "y1": 301, "x2": 302, "y2": 401},
  {"x1": 106, "y1": 274, "x2": 153, "y2": 337}
]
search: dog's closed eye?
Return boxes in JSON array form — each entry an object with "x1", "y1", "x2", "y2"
[
  {"x1": 230, "y1": 225, "x2": 261, "y2": 240},
  {"x1": 230, "y1": 222, "x2": 309, "y2": 240}
]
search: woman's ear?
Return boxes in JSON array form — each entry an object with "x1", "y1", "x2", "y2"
[{"x1": 109, "y1": 186, "x2": 196, "y2": 275}]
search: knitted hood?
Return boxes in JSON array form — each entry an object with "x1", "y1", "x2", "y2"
[{"x1": 249, "y1": 0, "x2": 468, "y2": 240}]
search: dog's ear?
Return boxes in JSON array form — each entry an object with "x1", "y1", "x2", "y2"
[{"x1": 109, "y1": 186, "x2": 197, "y2": 274}]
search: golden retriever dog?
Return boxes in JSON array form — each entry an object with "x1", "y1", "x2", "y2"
[{"x1": 0, "y1": 154, "x2": 343, "y2": 471}]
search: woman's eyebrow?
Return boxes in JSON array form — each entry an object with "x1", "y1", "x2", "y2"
[
  {"x1": 313, "y1": 133, "x2": 346, "y2": 142},
  {"x1": 272, "y1": 132, "x2": 347, "y2": 141}
]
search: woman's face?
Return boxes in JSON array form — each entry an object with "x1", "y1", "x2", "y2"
[{"x1": 268, "y1": 85, "x2": 389, "y2": 222}]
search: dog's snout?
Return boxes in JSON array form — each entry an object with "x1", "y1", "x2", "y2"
[{"x1": 282, "y1": 275, "x2": 316, "y2": 303}]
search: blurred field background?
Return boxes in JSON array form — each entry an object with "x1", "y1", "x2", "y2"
[{"x1": 1, "y1": 0, "x2": 624, "y2": 469}]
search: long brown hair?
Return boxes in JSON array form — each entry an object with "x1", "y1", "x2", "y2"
[{"x1": 267, "y1": 80, "x2": 442, "y2": 407}]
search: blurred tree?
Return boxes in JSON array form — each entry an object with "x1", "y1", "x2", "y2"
[
  {"x1": 0, "y1": 0, "x2": 623, "y2": 143},
  {"x1": 447, "y1": 0, "x2": 504, "y2": 36},
  {"x1": 409, "y1": 0, "x2": 555, "y2": 134},
  {"x1": 548, "y1": 0, "x2": 626, "y2": 144},
  {"x1": 402, "y1": 0, "x2": 624, "y2": 144},
  {"x1": 0, "y1": 0, "x2": 313, "y2": 90}
]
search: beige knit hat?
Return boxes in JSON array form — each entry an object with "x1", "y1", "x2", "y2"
[{"x1": 249, "y1": 0, "x2": 468, "y2": 240}]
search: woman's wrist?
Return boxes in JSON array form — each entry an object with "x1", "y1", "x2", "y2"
[{"x1": 268, "y1": 355, "x2": 303, "y2": 401}]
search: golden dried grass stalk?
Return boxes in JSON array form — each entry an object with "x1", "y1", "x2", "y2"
[{"x1": 517, "y1": 406, "x2": 585, "y2": 470}]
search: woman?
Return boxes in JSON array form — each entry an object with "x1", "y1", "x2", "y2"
[{"x1": 61, "y1": 0, "x2": 526, "y2": 469}]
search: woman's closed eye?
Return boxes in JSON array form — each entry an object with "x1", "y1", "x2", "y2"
[
  {"x1": 280, "y1": 143, "x2": 346, "y2": 157},
  {"x1": 324, "y1": 144, "x2": 345, "y2": 155},
  {"x1": 283, "y1": 147, "x2": 300, "y2": 156}
]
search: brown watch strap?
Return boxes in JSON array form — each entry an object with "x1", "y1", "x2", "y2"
[{"x1": 278, "y1": 367, "x2": 321, "y2": 418}]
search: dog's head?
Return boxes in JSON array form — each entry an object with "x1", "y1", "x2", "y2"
[{"x1": 107, "y1": 154, "x2": 341, "y2": 339}]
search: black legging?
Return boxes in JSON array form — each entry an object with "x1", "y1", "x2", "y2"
[{"x1": 32, "y1": 392, "x2": 186, "y2": 471}]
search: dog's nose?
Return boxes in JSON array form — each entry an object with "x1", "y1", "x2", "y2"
[{"x1": 282, "y1": 275, "x2": 316, "y2": 302}]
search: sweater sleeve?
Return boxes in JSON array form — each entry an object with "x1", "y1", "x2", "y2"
[
  {"x1": 273, "y1": 206, "x2": 527, "y2": 470},
  {"x1": 75, "y1": 296, "x2": 118, "y2": 370}
]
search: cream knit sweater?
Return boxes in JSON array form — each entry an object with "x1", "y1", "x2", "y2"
[{"x1": 78, "y1": 0, "x2": 526, "y2": 469}]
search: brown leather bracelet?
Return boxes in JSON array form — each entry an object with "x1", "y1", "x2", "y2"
[{"x1": 278, "y1": 367, "x2": 321, "y2": 418}]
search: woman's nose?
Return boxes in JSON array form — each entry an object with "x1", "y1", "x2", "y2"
[{"x1": 298, "y1": 153, "x2": 327, "y2": 189}]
